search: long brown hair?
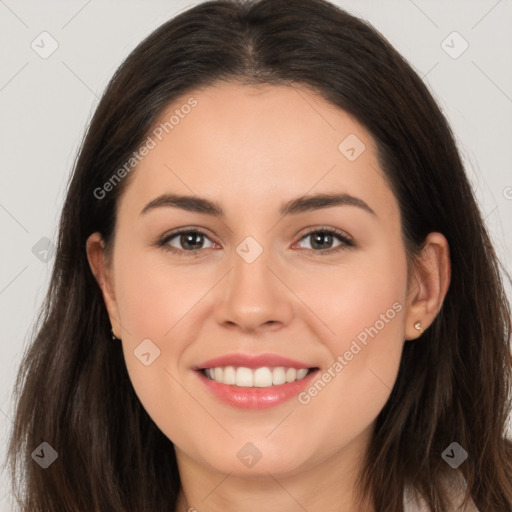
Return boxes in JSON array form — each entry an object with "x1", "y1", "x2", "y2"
[{"x1": 5, "y1": 0, "x2": 512, "y2": 510}]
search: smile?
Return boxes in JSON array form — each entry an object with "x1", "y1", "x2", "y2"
[{"x1": 202, "y1": 366, "x2": 312, "y2": 387}]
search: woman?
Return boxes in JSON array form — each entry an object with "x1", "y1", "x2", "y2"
[{"x1": 6, "y1": 0, "x2": 512, "y2": 510}]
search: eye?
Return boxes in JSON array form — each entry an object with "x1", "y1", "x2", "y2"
[
  {"x1": 158, "y1": 228, "x2": 215, "y2": 256},
  {"x1": 294, "y1": 227, "x2": 354, "y2": 255},
  {"x1": 156, "y1": 226, "x2": 354, "y2": 257}
]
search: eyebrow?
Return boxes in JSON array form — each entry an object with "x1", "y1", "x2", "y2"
[{"x1": 140, "y1": 192, "x2": 376, "y2": 217}]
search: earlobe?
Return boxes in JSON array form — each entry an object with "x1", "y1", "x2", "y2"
[
  {"x1": 404, "y1": 232, "x2": 451, "y2": 341},
  {"x1": 85, "y1": 232, "x2": 122, "y2": 338}
]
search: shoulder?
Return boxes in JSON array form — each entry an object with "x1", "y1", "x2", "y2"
[{"x1": 403, "y1": 472, "x2": 480, "y2": 512}]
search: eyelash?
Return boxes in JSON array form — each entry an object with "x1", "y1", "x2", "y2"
[{"x1": 156, "y1": 226, "x2": 355, "y2": 257}]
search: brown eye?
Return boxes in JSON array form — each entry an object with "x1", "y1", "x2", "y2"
[
  {"x1": 295, "y1": 228, "x2": 354, "y2": 254},
  {"x1": 159, "y1": 229, "x2": 215, "y2": 256}
]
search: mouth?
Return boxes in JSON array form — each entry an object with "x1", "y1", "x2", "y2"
[
  {"x1": 193, "y1": 353, "x2": 320, "y2": 408},
  {"x1": 199, "y1": 366, "x2": 318, "y2": 388},
  {"x1": 194, "y1": 364, "x2": 321, "y2": 409}
]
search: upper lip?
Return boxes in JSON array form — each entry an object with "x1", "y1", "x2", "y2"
[{"x1": 194, "y1": 353, "x2": 316, "y2": 370}]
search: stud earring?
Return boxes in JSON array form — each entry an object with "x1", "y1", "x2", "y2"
[
  {"x1": 111, "y1": 327, "x2": 120, "y2": 341},
  {"x1": 414, "y1": 321, "x2": 423, "y2": 333}
]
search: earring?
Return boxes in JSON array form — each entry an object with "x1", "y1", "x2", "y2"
[
  {"x1": 414, "y1": 321, "x2": 423, "y2": 333},
  {"x1": 111, "y1": 327, "x2": 120, "y2": 341}
]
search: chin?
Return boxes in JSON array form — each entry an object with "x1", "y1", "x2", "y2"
[{"x1": 192, "y1": 440, "x2": 316, "y2": 478}]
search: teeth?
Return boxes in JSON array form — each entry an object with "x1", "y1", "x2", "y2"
[
  {"x1": 254, "y1": 367, "x2": 272, "y2": 387},
  {"x1": 272, "y1": 367, "x2": 287, "y2": 385},
  {"x1": 236, "y1": 367, "x2": 253, "y2": 387},
  {"x1": 286, "y1": 368, "x2": 296, "y2": 383},
  {"x1": 203, "y1": 366, "x2": 311, "y2": 387},
  {"x1": 223, "y1": 366, "x2": 236, "y2": 385},
  {"x1": 297, "y1": 368, "x2": 308, "y2": 379}
]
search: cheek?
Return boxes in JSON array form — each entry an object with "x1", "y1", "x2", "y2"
[
  {"x1": 296, "y1": 246, "x2": 407, "y2": 434},
  {"x1": 298, "y1": 238, "x2": 407, "y2": 349},
  {"x1": 111, "y1": 250, "x2": 195, "y2": 394},
  {"x1": 321, "y1": 267, "x2": 406, "y2": 351},
  {"x1": 113, "y1": 247, "x2": 199, "y2": 341},
  {"x1": 112, "y1": 253, "x2": 203, "y2": 438}
]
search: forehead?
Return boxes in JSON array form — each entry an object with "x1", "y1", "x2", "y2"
[{"x1": 118, "y1": 82, "x2": 397, "y2": 222}]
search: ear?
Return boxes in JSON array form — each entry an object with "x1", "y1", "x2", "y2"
[
  {"x1": 404, "y1": 232, "x2": 451, "y2": 341},
  {"x1": 86, "y1": 232, "x2": 122, "y2": 338}
]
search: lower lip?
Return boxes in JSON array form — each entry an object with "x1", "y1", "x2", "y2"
[{"x1": 196, "y1": 369, "x2": 319, "y2": 409}]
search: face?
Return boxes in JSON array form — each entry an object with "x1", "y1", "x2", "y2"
[{"x1": 88, "y1": 82, "x2": 417, "y2": 477}]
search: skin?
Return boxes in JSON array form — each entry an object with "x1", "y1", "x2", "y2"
[{"x1": 86, "y1": 82, "x2": 450, "y2": 512}]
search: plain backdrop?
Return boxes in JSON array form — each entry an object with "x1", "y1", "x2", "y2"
[{"x1": 1, "y1": 1, "x2": 511, "y2": 510}]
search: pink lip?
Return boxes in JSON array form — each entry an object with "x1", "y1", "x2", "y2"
[
  {"x1": 195, "y1": 368, "x2": 320, "y2": 409},
  {"x1": 194, "y1": 353, "x2": 314, "y2": 370}
]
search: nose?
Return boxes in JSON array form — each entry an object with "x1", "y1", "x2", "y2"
[{"x1": 214, "y1": 245, "x2": 294, "y2": 334}]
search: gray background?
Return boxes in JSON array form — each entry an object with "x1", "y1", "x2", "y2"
[{"x1": 1, "y1": 1, "x2": 511, "y2": 509}]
